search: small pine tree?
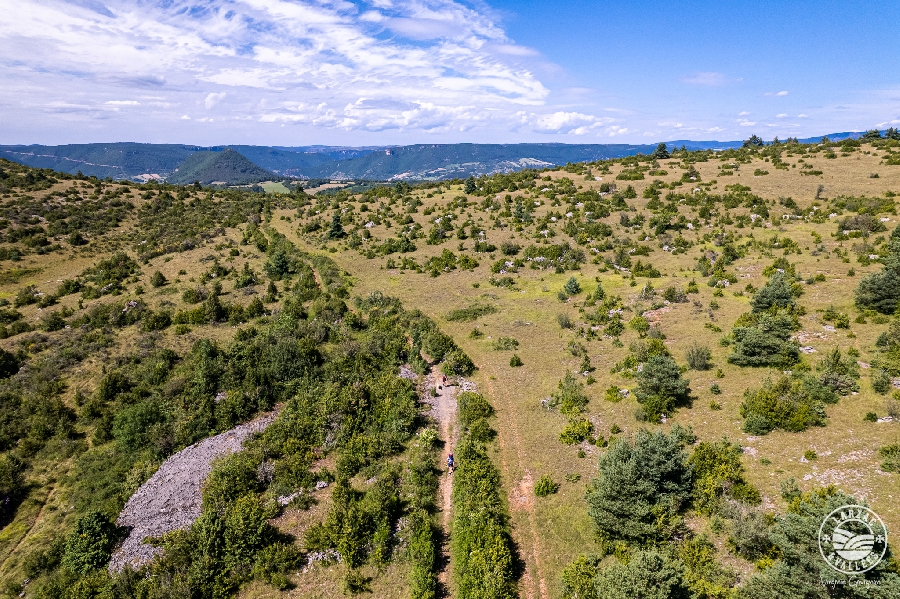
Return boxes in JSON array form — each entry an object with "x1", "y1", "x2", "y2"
[
  {"x1": 265, "y1": 280, "x2": 278, "y2": 302},
  {"x1": 862, "y1": 129, "x2": 883, "y2": 141},
  {"x1": 586, "y1": 428, "x2": 692, "y2": 543},
  {"x1": 651, "y1": 142, "x2": 670, "y2": 159},
  {"x1": 635, "y1": 355, "x2": 691, "y2": 421},
  {"x1": 327, "y1": 212, "x2": 345, "y2": 239},
  {"x1": 510, "y1": 354, "x2": 523, "y2": 367},
  {"x1": 750, "y1": 272, "x2": 794, "y2": 312},
  {"x1": 464, "y1": 177, "x2": 476, "y2": 194},
  {"x1": 563, "y1": 277, "x2": 581, "y2": 296},
  {"x1": 742, "y1": 134, "x2": 765, "y2": 148}
]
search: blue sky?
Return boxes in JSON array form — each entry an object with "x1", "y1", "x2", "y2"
[{"x1": 1, "y1": 0, "x2": 897, "y2": 146}]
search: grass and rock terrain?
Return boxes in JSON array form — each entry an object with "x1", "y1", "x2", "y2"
[{"x1": 0, "y1": 132, "x2": 900, "y2": 598}]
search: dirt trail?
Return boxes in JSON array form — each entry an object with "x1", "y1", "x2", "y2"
[
  {"x1": 483, "y1": 376, "x2": 549, "y2": 599},
  {"x1": 423, "y1": 368, "x2": 461, "y2": 596},
  {"x1": 0, "y1": 487, "x2": 55, "y2": 574}
]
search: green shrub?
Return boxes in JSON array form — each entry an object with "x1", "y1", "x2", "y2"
[
  {"x1": 61, "y1": 511, "x2": 119, "y2": 574},
  {"x1": 689, "y1": 439, "x2": 760, "y2": 514},
  {"x1": 458, "y1": 392, "x2": 493, "y2": 428},
  {"x1": 182, "y1": 287, "x2": 206, "y2": 304},
  {"x1": 871, "y1": 369, "x2": 891, "y2": 394},
  {"x1": 500, "y1": 241, "x2": 520, "y2": 256},
  {"x1": 685, "y1": 344, "x2": 712, "y2": 370},
  {"x1": 816, "y1": 347, "x2": 859, "y2": 395},
  {"x1": 879, "y1": 444, "x2": 900, "y2": 472},
  {"x1": 559, "y1": 417, "x2": 594, "y2": 445},
  {"x1": 739, "y1": 374, "x2": 834, "y2": 434},
  {"x1": 492, "y1": 337, "x2": 518, "y2": 350},
  {"x1": 629, "y1": 315, "x2": 650, "y2": 335},
  {"x1": 407, "y1": 509, "x2": 437, "y2": 599},
  {"x1": 556, "y1": 313, "x2": 573, "y2": 329},
  {"x1": 604, "y1": 385, "x2": 623, "y2": 402},
  {"x1": 79, "y1": 252, "x2": 140, "y2": 298},
  {"x1": 150, "y1": 271, "x2": 167, "y2": 287},
  {"x1": 451, "y1": 436, "x2": 516, "y2": 599},
  {"x1": 677, "y1": 535, "x2": 738, "y2": 599},
  {"x1": 446, "y1": 304, "x2": 497, "y2": 322},
  {"x1": 534, "y1": 475, "x2": 559, "y2": 497},
  {"x1": 594, "y1": 550, "x2": 689, "y2": 599},
  {"x1": 233, "y1": 263, "x2": 258, "y2": 288},
  {"x1": 561, "y1": 554, "x2": 602, "y2": 599},
  {"x1": 549, "y1": 372, "x2": 589, "y2": 415},
  {"x1": 141, "y1": 309, "x2": 171, "y2": 332},
  {"x1": 441, "y1": 349, "x2": 475, "y2": 376},
  {"x1": 509, "y1": 354, "x2": 523, "y2": 367},
  {"x1": 663, "y1": 286, "x2": 687, "y2": 303}
]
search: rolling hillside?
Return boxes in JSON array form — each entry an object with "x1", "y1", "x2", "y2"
[
  {"x1": 166, "y1": 148, "x2": 278, "y2": 185},
  {"x1": 0, "y1": 135, "x2": 899, "y2": 597}
]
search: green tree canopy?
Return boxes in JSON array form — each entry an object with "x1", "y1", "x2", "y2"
[
  {"x1": 750, "y1": 272, "x2": 795, "y2": 312},
  {"x1": 586, "y1": 428, "x2": 692, "y2": 544},
  {"x1": 61, "y1": 511, "x2": 119, "y2": 574},
  {"x1": 743, "y1": 135, "x2": 765, "y2": 148},
  {"x1": 593, "y1": 551, "x2": 690, "y2": 599},
  {"x1": 635, "y1": 354, "x2": 691, "y2": 421},
  {"x1": 738, "y1": 489, "x2": 900, "y2": 598},
  {"x1": 652, "y1": 143, "x2": 670, "y2": 159}
]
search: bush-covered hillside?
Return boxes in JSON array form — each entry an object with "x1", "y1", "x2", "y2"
[
  {"x1": 2, "y1": 135, "x2": 900, "y2": 598},
  {"x1": 166, "y1": 148, "x2": 278, "y2": 186}
]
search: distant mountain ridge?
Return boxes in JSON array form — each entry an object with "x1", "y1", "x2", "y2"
[{"x1": 0, "y1": 131, "x2": 875, "y2": 183}]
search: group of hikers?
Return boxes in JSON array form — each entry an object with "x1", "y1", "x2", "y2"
[{"x1": 437, "y1": 374, "x2": 455, "y2": 475}]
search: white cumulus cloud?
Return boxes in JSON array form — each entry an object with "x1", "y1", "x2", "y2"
[
  {"x1": 0, "y1": 0, "x2": 572, "y2": 139},
  {"x1": 204, "y1": 93, "x2": 227, "y2": 110}
]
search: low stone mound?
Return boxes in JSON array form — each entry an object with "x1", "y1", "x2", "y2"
[{"x1": 109, "y1": 412, "x2": 277, "y2": 572}]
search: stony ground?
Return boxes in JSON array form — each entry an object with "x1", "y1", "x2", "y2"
[{"x1": 109, "y1": 411, "x2": 278, "y2": 572}]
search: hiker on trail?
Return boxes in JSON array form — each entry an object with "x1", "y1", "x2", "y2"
[
  {"x1": 447, "y1": 453, "x2": 454, "y2": 475},
  {"x1": 442, "y1": 374, "x2": 447, "y2": 387}
]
